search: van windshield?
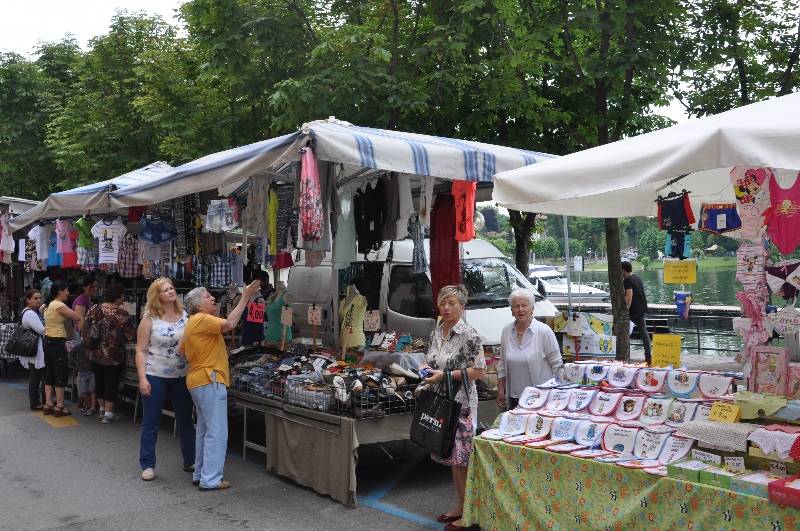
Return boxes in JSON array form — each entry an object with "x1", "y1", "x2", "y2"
[{"x1": 461, "y1": 258, "x2": 540, "y2": 308}]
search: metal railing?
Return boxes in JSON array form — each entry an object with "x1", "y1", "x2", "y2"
[{"x1": 632, "y1": 313, "x2": 742, "y2": 356}]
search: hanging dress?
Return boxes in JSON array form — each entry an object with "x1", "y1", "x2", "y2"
[
  {"x1": 264, "y1": 291, "x2": 292, "y2": 344},
  {"x1": 767, "y1": 173, "x2": 800, "y2": 255},
  {"x1": 299, "y1": 147, "x2": 324, "y2": 242}
]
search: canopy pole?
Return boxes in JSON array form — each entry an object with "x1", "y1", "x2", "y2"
[{"x1": 562, "y1": 215, "x2": 572, "y2": 318}]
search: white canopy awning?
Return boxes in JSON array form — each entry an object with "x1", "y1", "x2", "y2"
[
  {"x1": 492, "y1": 92, "x2": 800, "y2": 217},
  {"x1": 14, "y1": 119, "x2": 554, "y2": 229},
  {"x1": 10, "y1": 162, "x2": 175, "y2": 230}
]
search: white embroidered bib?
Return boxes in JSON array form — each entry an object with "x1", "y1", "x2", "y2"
[
  {"x1": 639, "y1": 397, "x2": 673, "y2": 425},
  {"x1": 635, "y1": 369, "x2": 668, "y2": 392},
  {"x1": 498, "y1": 412, "x2": 527, "y2": 436},
  {"x1": 617, "y1": 459, "x2": 662, "y2": 469},
  {"x1": 615, "y1": 395, "x2": 646, "y2": 421},
  {"x1": 563, "y1": 363, "x2": 586, "y2": 383},
  {"x1": 657, "y1": 435, "x2": 695, "y2": 465},
  {"x1": 586, "y1": 364, "x2": 610, "y2": 383},
  {"x1": 601, "y1": 424, "x2": 640, "y2": 455},
  {"x1": 588, "y1": 391, "x2": 623, "y2": 416},
  {"x1": 574, "y1": 420, "x2": 608, "y2": 448},
  {"x1": 550, "y1": 417, "x2": 581, "y2": 441},
  {"x1": 665, "y1": 400, "x2": 699, "y2": 427},
  {"x1": 524, "y1": 414, "x2": 554, "y2": 439},
  {"x1": 692, "y1": 403, "x2": 713, "y2": 422},
  {"x1": 548, "y1": 442, "x2": 587, "y2": 453},
  {"x1": 606, "y1": 366, "x2": 640, "y2": 388},
  {"x1": 517, "y1": 386, "x2": 549, "y2": 410},
  {"x1": 567, "y1": 389, "x2": 597, "y2": 412},
  {"x1": 545, "y1": 388, "x2": 572, "y2": 411},
  {"x1": 570, "y1": 448, "x2": 612, "y2": 459},
  {"x1": 666, "y1": 370, "x2": 701, "y2": 397},
  {"x1": 634, "y1": 430, "x2": 670, "y2": 459},
  {"x1": 697, "y1": 373, "x2": 733, "y2": 398}
]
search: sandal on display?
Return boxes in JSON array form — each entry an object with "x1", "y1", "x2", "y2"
[
  {"x1": 141, "y1": 468, "x2": 155, "y2": 481},
  {"x1": 53, "y1": 406, "x2": 71, "y2": 417},
  {"x1": 436, "y1": 514, "x2": 462, "y2": 523}
]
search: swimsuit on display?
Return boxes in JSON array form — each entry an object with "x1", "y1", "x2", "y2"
[
  {"x1": 699, "y1": 203, "x2": 741, "y2": 234},
  {"x1": 737, "y1": 203, "x2": 765, "y2": 241},
  {"x1": 664, "y1": 230, "x2": 692, "y2": 259},
  {"x1": 735, "y1": 242, "x2": 767, "y2": 288},
  {"x1": 768, "y1": 172, "x2": 800, "y2": 255},
  {"x1": 657, "y1": 192, "x2": 695, "y2": 230},
  {"x1": 731, "y1": 166, "x2": 772, "y2": 207},
  {"x1": 765, "y1": 260, "x2": 800, "y2": 300}
]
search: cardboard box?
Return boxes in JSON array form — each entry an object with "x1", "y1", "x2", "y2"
[
  {"x1": 667, "y1": 459, "x2": 711, "y2": 482},
  {"x1": 699, "y1": 466, "x2": 743, "y2": 489},
  {"x1": 731, "y1": 471, "x2": 783, "y2": 499},
  {"x1": 748, "y1": 445, "x2": 793, "y2": 463}
]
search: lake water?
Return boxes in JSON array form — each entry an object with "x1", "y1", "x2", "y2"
[{"x1": 577, "y1": 268, "x2": 738, "y2": 306}]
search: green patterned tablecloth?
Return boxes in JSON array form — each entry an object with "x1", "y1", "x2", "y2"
[{"x1": 463, "y1": 438, "x2": 800, "y2": 530}]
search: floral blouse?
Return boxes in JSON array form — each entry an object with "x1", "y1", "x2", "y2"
[
  {"x1": 86, "y1": 304, "x2": 135, "y2": 366},
  {"x1": 426, "y1": 319, "x2": 486, "y2": 413}
]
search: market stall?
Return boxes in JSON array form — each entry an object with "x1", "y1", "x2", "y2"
[
  {"x1": 478, "y1": 93, "x2": 800, "y2": 523},
  {"x1": 7, "y1": 118, "x2": 554, "y2": 505}
]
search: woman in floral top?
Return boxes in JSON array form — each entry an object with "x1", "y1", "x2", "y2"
[
  {"x1": 85, "y1": 283, "x2": 135, "y2": 424},
  {"x1": 135, "y1": 278, "x2": 194, "y2": 482},
  {"x1": 421, "y1": 285, "x2": 486, "y2": 531}
]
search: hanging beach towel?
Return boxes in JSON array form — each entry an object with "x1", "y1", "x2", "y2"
[
  {"x1": 524, "y1": 413, "x2": 554, "y2": 439},
  {"x1": 697, "y1": 373, "x2": 733, "y2": 398},
  {"x1": 588, "y1": 391, "x2": 623, "y2": 416},
  {"x1": 635, "y1": 368, "x2": 668, "y2": 393},
  {"x1": 567, "y1": 388, "x2": 597, "y2": 412},
  {"x1": 606, "y1": 366, "x2": 639, "y2": 388},
  {"x1": 665, "y1": 400, "x2": 699, "y2": 427},
  {"x1": 615, "y1": 395, "x2": 646, "y2": 422},
  {"x1": 601, "y1": 424, "x2": 640, "y2": 455},
  {"x1": 550, "y1": 417, "x2": 581, "y2": 441},
  {"x1": 657, "y1": 435, "x2": 695, "y2": 465},
  {"x1": 666, "y1": 370, "x2": 701, "y2": 397},
  {"x1": 563, "y1": 363, "x2": 585, "y2": 383},
  {"x1": 299, "y1": 147, "x2": 324, "y2": 242},
  {"x1": 574, "y1": 420, "x2": 609, "y2": 448},
  {"x1": 517, "y1": 386, "x2": 549, "y2": 410},
  {"x1": 634, "y1": 429, "x2": 671, "y2": 460},
  {"x1": 544, "y1": 388, "x2": 572, "y2": 411},
  {"x1": 639, "y1": 397, "x2": 673, "y2": 425}
]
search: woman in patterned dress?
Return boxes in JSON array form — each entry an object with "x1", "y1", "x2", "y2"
[
  {"x1": 135, "y1": 278, "x2": 195, "y2": 482},
  {"x1": 420, "y1": 285, "x2": 486, "y2": 531}
]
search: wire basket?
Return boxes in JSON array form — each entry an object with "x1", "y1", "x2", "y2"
[{"x1": 232, "y1": 366, "x2": 285, "y2": 400}]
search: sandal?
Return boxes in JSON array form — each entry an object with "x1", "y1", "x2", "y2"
[
  {"x1": 53, "y1": 406, "x2": 71, "y2": 417},
  {"x1": 437, "y1": 514, "x2": 462, "y2": 523},
  {"x1": 42, "y1": 405, "x2": 53, "y2": 415}
]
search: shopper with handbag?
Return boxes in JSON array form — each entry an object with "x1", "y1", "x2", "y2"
[
  {"x1": 43, "y1": 281, "x2": 83, "y2": 417},
  {"x1": 419, "y1": 285, "x2": 486, "y2": 531},
  {"x1": 16, "y1": 289, "x2": 46, "y2": 410}
]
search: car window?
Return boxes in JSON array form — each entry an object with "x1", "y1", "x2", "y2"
[
  {"x1": 461, "y1": 258, "x2": 539, "y2": 307},
  {"x1": 388, "y1": 266, "x2": 435, "y2": 318}
]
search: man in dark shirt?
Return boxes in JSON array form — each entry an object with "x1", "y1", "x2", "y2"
[{"x1": 622, "y1": 261, "x2": 651, "y2": 364}]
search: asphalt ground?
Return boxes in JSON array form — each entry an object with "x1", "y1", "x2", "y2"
[{"x1": 0, "y1": 364, "x2": 464, "y2": 531}]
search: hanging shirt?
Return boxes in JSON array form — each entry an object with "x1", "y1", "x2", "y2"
[
  {"x1": 231, "y1": 252, "x2": 244, "y2": 286},
  {"x1": 767, "y1": 174, "x2": 800, "y2": 255},
  {"x1": 452, "y1": 180, "x2": 477, "y2": 242},
  {"x1": 117, "y1": 234, "x2": 141, "y2": 278},
  {"x1": 339, "y1": 293, "x2": 368, "y2": 350},
  {"x1": 27, "y1": 224, "x2": 51, "y2": 261},
  {"x1": 384, "y1": 173, "x2": 414, "y2": 240},
  {"x1": 419, "y1": 178, "x2": 435, "y2": 229},
  {"x1": 55, "y1": 220, "x2": 76, "y2": 253},
  {"x1": 61, "y1": 231, "x2": 79, "y2": 269},
  {"x1": 208, "y1": 254, "x2": 233, "y2": 288},
  {"x1": 47, "y1": 231, "x2": 61, "y2": 267},
  {"x1": 91, "y1": 217, "x2": 127, "y2": 264},
  {"x1": 74, "y1": 217, "x2": 94, "y2": 249},
  {"x1": 0, "y1": 214, "x2": 14, "y2": 253},
  {"x1": 354, "y1": 180, "x2": 386, "y2": 255}
]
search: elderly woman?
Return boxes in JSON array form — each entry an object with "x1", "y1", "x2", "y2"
[
  {"x1": 18, "y1": 289, "x2": 46, "y2": 410},
  {"x1": 136, "y1": 278, "x2": 194, "y2": 482},
  {"x1": 497, "y1": 288, "x2": 563, "y2": 410},
  {"x1": 421, "y1": 285, "x2": 486, "y2": 531},
  {"x1": 179, "y1": 280, "x2": 260, "y2": 491}
]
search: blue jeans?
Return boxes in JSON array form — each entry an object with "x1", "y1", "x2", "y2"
[
  {"x1": 189, "y1": 372, "x2": 228, "y2": 488},
  {"x1": 139, "y1": 374, "x2": 196, "y2": 471}
]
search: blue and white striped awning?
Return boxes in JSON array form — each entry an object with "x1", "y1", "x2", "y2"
[{"x1": 12, "y1": 119, "x2": 554, "y2": 229}]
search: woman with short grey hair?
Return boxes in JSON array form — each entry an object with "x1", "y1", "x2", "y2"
[
  {"x1": 497, "y1": 288, "x2": 563, "y2": 410},
  {"x1": 183, "y1": 287, "x2": 208, "y2": 316}
]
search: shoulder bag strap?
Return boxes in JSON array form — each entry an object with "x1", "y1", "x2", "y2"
[{"x1": 461, "y1": 368, "x2": 470, "y2": 402}]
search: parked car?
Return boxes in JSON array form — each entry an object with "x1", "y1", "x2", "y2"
[{"x1": 528, "y1": 265, "x2": 609, "y2": 304}]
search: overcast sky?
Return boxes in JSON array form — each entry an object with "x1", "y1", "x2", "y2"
[{"x1": 0, "y1": 0, "x2": 184, "y2": 57}]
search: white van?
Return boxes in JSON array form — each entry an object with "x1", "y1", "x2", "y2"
[{"x1": 285, "y1": 239, "x2": 559, "y2": 353}]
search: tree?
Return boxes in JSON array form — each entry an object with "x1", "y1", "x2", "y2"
[
  {"x1": 638, "y1": 226, "x2": 665, "y2": 259},
  {"x1": 479, "y1": 205, "x2": 501, "y2": 232},
  {"x1": 509, "y1": 211, "x2": 538, "y2": 272},
  {"x1": 532, "y1": 235, "x2": 560, "y2": 264}
]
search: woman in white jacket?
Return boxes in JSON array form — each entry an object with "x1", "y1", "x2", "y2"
[
  {"x1": 497, "y1": 288, "x2": 564, "y2": 410},
  {"x1": 18, "y1": 288, "x2": 46, "y2": 410}
]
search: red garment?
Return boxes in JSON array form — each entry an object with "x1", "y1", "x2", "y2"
[
  {"x1": 430, "y1": 193, "x2": 460, "y2": 313},
  {"x1": 768, "y1": 174, "x2": 800, "y2": 254},
  {"x1": 790, "y1": 435, "x2": 800, "y2": 461},
  {"x1": 299, "y1": 147, "x2": 324, "y2": 242},
  {"x1": 127, "y1": 206, "x2": 146, "y2": 223},
  {"x1": 452, "y1": 181, "x2": 477, "y2": 242},
  {"x1": 61, "y1": 231, "x2": 79, "y2": 269}
]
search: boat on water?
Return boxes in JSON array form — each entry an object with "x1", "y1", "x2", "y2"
[{"x1": 528, "y1": 265, "x2": 610, "y2": 304}]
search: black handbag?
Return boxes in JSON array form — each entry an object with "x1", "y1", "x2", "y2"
[
  {"x1": 6, "y1": 309, "x2": 40, "y2": 358},
  {"x1": 410, "y1": 368, "x2": 470, "y2": 458}
]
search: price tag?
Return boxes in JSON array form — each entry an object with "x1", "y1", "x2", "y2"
[
  {"x1": 692, "y1": 449, "x2": 722, "y2": 465},
  {"x1": 716, "y1": 213, "x2": 727, "y2": 230},
  {"x1": 307, "y1": 305, "x2": 322, "y2": 326},
  {"x1": 363, "y1": 310, "x2": 380, "y2": 332},
  {"x1": 709, "y1": 402, "x2": 741, "y2": 423},
  {"x1": 770, "y1": 461, "x2": 788, "y2": 476},
  {"x1": 246, "y1": 302, "x2": 265, "y2": 323},
  {"x1": 651, "y1": 334, "x2": 682, "y2": 367},
  {"x1": 280, "y1": 306, "x2": 293, "y2": 326},
  {"x1": 664, "y1": 259, "x2": 697, "y2": 284},
  {"x1": 724, "y1": 456, "x2": 746, "y2": 473}
]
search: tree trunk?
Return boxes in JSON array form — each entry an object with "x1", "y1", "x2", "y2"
[
  {"x1": 509, "y1": 210, "x2": 537, "y2": 274},
  {"x1": 605, "y1": 218, "x2": 630, "y2": 361}
]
